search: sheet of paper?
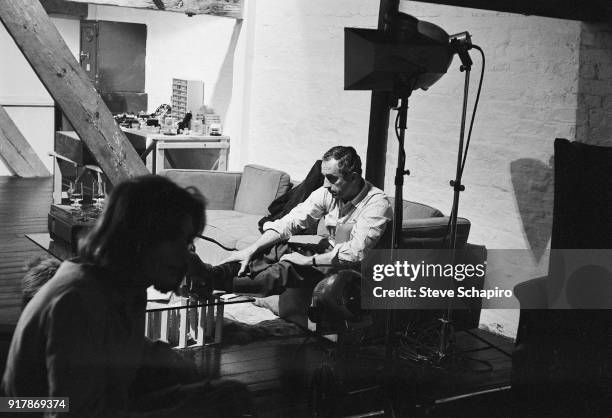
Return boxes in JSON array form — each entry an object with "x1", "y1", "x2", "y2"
[
  {"x1": 147, "y1": 286, "x2": 172, "y2": 302},
  {"x1": 288, "y1": 235, "x2": 327, "y2": 246},
  {"x1": 220, "y1": 293, "x2": 252, "y2": 302}
]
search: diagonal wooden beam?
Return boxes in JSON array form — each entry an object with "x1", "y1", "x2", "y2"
[
  {"x1": 0, "y1": 106, "x2": 51, "y2": 177},
  {"x1": 0, "y1": 0, "x2": 148, "y2": 185},
  {"x1": 69, "y1": 0, "x2": 244, "y2": 18}
]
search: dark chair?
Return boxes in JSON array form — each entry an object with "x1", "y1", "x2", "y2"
[{"x1": 512, "y1": 138, "x2": 612, "y2": 416}]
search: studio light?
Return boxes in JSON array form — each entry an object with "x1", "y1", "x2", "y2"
[
  {"x1": 344, "y1": 13, "x2": 484, "y2": 364},
  {"x1": 344, "y1": 13, "x2": 454, "y2": 95}
]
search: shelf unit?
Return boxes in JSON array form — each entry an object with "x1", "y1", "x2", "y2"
[{"x1": 171, "y1": 78, "x2": 204, "y2": 120}]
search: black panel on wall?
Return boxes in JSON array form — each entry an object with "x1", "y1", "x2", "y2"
[{"x1": 79, "y1": 20, "x2": 147, "y2": 94}]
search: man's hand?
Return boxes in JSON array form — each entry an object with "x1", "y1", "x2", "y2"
[
  {"x1": 185, "y1": 252, "x2": 211, "y2": 295},
  {"x1": 279, "y1": 252, "x2": 313, "y2": 266},
  {"x1": 186, "y1": 251, "x2": 205, "y2": 277},
  {"x1": 221, "y1": 248, "x2": 255, "y2": 276},
  {"x1": 220, "y1": 229, "x2": 282, "y2": 276}
]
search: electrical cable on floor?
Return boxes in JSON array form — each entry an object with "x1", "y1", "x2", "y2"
[{"x1": 197, "y1": 234, "x2": 235, "y2": 251}]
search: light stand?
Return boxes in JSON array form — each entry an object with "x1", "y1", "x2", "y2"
[
  {"x1": 390, "y1": 34, "x2": 476, "y2": 365},
  {"x1": 386, "y1": 94, "x2": 411, "y2": 359},
  {"x1": 437, "y1": 33, "x2": 474, "y2": 362},
  {"x1": 391, "y1": 96, "x2": 411, "y2": 252},
  {"x1": 344, "y1": 13, "x2": 480, "y2": 366},
  {"x1": 381, "y1": 38, "x2": 477, "y2": 367}
]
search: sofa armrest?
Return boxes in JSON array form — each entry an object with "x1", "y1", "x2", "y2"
[
  {"x1": 398, "y1": 216, "x2": 471, "y2": 249},
  {"x1": 388, "y1": 198, "x2": 445, "y2": 219},
  {"x1": 159, "y1": 169, "x2": 242, "y2": 210}
]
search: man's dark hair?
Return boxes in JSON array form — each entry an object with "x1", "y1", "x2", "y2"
[
  {"x1": 78, "y1": 175, "x2": 206, "y2": 275},
  {"x1": 322, "y1": 146, "x2": 362, "y2": 177}
]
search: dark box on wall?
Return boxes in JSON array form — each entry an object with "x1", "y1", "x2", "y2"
[
  {"x1": 48, "y1": 205, "x2": 97, "y2": 253},
  {"x1": 80, "y1": 20, "x2": 147, "y2": 93},
  {"x1": 101, "y1": 92, "x2": 148, "y2": 114}
]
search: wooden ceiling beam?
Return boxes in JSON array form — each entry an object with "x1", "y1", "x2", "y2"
[
  {"x1": 40, "y1": 0, "x2": 88, "y2": 19},
  {"x1": 69, "y1": 0, "x2": 243, "y2": 18},
  {"x1": 0, "y1": 0, "x2": 148, "y2": 185},
  {"x1": 410, "y1": 0, "x2": 611, "y2": 22},
  {"x1": 0, "y1": 106, "x2": 51, "y2": 177}
]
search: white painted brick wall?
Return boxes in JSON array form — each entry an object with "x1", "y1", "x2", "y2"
[
  {"x1": 245, "y1": 0, "x2": 584, "y2": 337},
  {"x1": 577, "y1": 23, "x2": 612, "y2": 146},
  {"x1": 245, "y1": 0, "x2": 379, "y2": 174},
  {"x1": 246, "y1": 0, "x2": 579, "y2": 243}
]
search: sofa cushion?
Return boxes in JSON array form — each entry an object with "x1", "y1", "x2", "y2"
[
  {"x1": 203, "y1": 210, "x2": 262, "y2": 250},
  {"x1": 234, "y1": 165, "x2": 292, "y2": 215},
  {"x1": 159, "y1": 169, "x2": 241, "y2": 210}
]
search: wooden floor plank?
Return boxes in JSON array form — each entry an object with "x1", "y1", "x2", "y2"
[{"x1": 0, "y1": 176, "x2": 52, "y2": 326}]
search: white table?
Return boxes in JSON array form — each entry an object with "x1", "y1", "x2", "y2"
[
  {"x1": 122, "y1": 128, "x2": 230, "y2": 173},
  {"x1": 51, "y1": 130, "x2": 230, "y2": 204},
  {"x1": 146, "y1": 290, "x2": 254, "y2": 348}
]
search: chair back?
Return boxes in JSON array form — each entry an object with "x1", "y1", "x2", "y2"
[{"x1": 377, "y1": 200, "x2": 471, "y2": 250}]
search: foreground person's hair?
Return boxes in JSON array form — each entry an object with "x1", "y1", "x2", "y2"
[
  {"x1": 79, "y1": 175, "x2": 205, "y2": 273},
  {"x1": 22, "y1": 256, "x2": 61, "y2": 308}
]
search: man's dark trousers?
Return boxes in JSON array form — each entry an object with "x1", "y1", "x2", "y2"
[{"x1": 232, "y1": 243, "x2": 332, "y2": 296}]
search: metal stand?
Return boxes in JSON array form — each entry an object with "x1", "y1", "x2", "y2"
[
  {"x1": 391, "y1": 96, "x2": 411, "y2": 251},
  {"x1": 437, "y1": 38, "x2": 474, "y2": 362},
  {"x1": 390, "y1": 38, "x2": 474, "y2": 365},
  {"x1": 386, "y1": 95, "x2": 411, "y2": 359}
]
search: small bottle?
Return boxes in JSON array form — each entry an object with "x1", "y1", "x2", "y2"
[{"x1": 192, "y1": 119, "x2": 203, "y2": 134}]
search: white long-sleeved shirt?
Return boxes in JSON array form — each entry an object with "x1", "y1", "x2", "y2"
[{"x1": 263, "y1": 180, "x2": 392, "y2": 262}]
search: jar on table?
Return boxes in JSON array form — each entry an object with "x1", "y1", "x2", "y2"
[{"x1": 191, "y1": 119, "x2": 203, "y2": 134}]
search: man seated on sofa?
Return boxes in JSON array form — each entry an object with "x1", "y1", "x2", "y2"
[{"x1": 190, "y1": 145, "x2": 393, "y2": 296}]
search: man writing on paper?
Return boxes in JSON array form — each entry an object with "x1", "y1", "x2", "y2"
[{"x1": 191, "y1": 146, "x2": 392, "y2": 296}]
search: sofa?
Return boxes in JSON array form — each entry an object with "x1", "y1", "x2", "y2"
[
  {"x1": 161, "y1": 164, "x2": 472, "y2": 326},
  {"x1": 162, "y1": 165, "x2": 292, "y2": 253}
]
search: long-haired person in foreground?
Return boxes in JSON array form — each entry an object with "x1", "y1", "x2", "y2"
[{"x1": 2, "y1": 175, "x2": 253, "y2": 417}]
